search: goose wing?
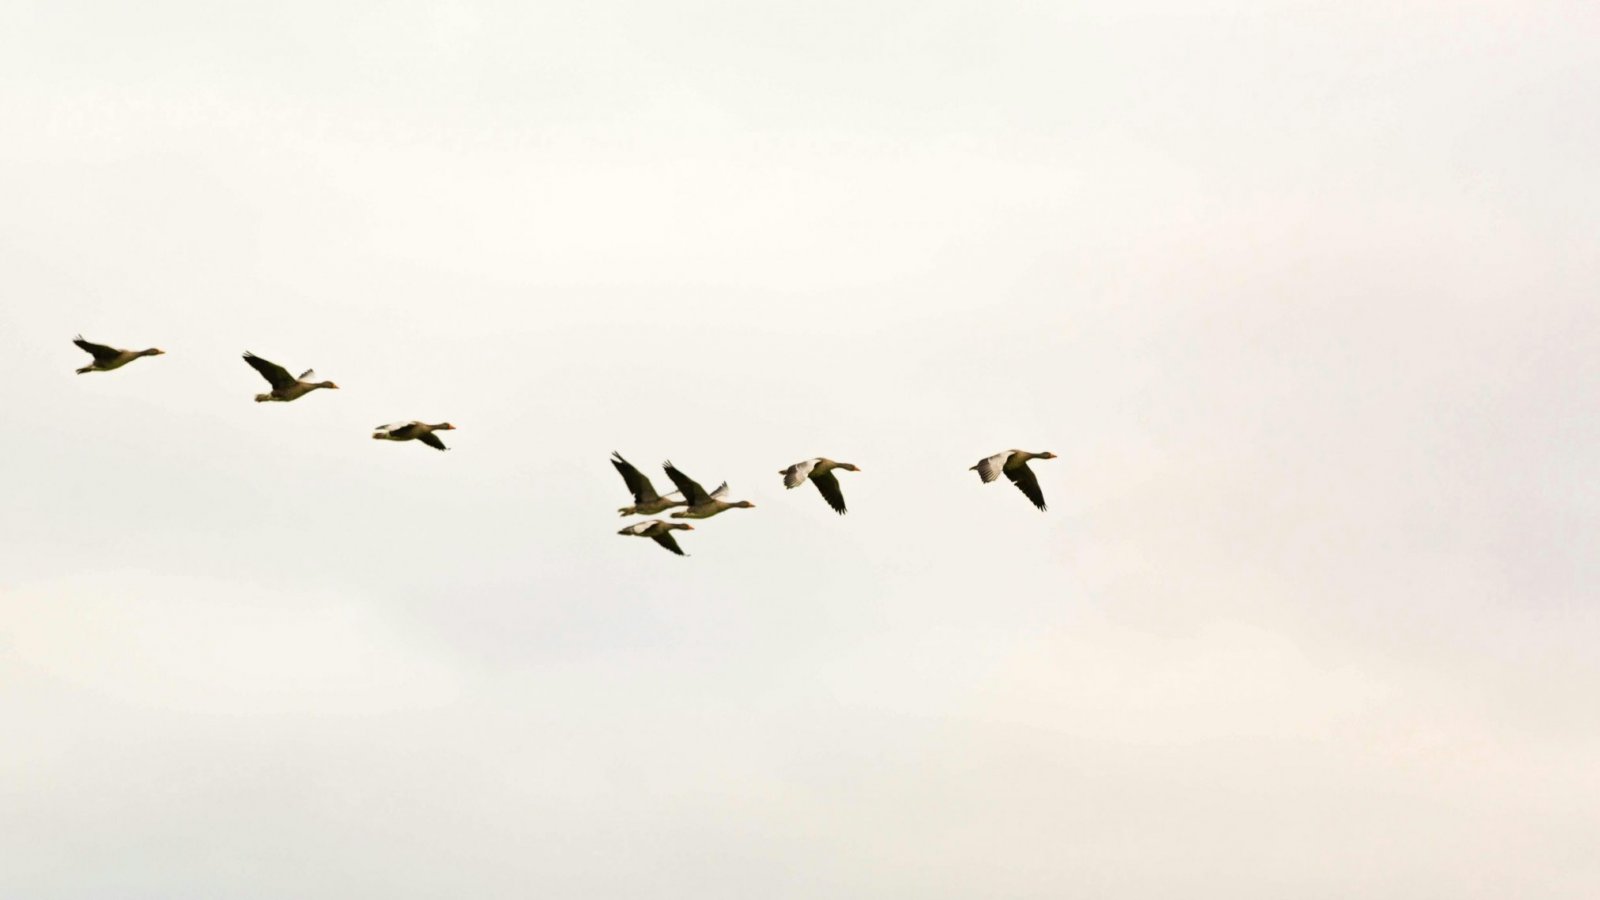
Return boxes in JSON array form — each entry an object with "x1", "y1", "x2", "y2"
[
  {"x1": 662, "y1": 462, "x2": 712, "y2": 506},
  {"x1": 298, "y1": 369, "x2": 318, "y2": 381},
  {"x1": 973, "y1": 450, "x2": 1012, "y2": 483},
  {"x1": 243, "y1": 352, "x2": 296, "y2": 389},
  {"x1": 417, "y1": 430, "x2": 449, "y2": 451},
  {"x1": 810, "y1": 469, "x2": 848, "y2": 514},
  {"x1": 73, "y1": 335, "x2": 120, "y2": 361},
  {"x1": 1005, "y1": 461, "x2": 1047, "y2": 511},
  {"x1": 651, "y1": 531, "x2": 687, "y2": 556},
  {"x1": 708, "y1": 482, "x2": 731, "y2": 501},
  {"x1": 783, "y1": 459, "x2": 818, "y2": 489},
  {"x1": 611, "y1": 452, "x2": 662, "y2": 503}
]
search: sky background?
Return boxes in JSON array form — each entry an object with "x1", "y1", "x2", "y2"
[{"x1": 2, "y1": 2, "x2": 1597, "y2": 897}]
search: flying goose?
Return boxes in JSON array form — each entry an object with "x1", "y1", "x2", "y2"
[
  {"x1": 780, "y1": 457, "x2": 860, "y2": 515},
  {"x1": 373, "y1": 421, "x2": 456, "y2": 450},
  {"x1": 971, "y1": 449, "x2": 1057, "y2": 511},
  {"x1": 618, "y1": 519, "x2": 694, "y2": 556},
  {"x1": 663, "y1": 461, "x2": 755, "y2": 519},
  {"x1": 611, "y1": 451, "x2": 686, "y2": 516},
  {"x1": 243, "y1": 352, "x2": 339, "y2": 402},
  {"x1": 73, "y1": 335, "x2": 164, "y2": 373}
]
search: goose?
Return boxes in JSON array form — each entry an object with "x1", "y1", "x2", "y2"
[
  {"x1": 971, "y1": 449, "x2": 1057, "y2": 511},
  {"x1": 73, "y1": 335, "x2": 163, "y2": 373},
  {"x1": 243, "y1": 352, "x2": 339, "y2": 402},
  {"x1": 611, "y1": 451, "x2": 686, "y2": 517},
  {"x1": 618, "y1": 519, "x2": 694, "y2": 556},
  {"x1": 662, "y1": 461, "x2": 756, "y2": 520},
  {"x1": 373, "y1": 421, "x2": 456, "y2": 450},
  {"x1": 780, "y1": 457, "x2": 860, "y2": 515}
]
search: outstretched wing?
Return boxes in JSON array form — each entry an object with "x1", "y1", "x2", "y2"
[
  {"x1": 611, "y1": 452, "x2": 661, "y2": 503},
  {"x1": 1005, "y1": 462, "x2": 1047, "y2": 511},
  {"x1": 73, "y1": 335, "x2": 119, "y2": 361},
  {"x1": 651, "y1": 532, "x2": 687, "y2": 556},
  {"x1": 708, "y1": 482, "x2": 730, "y2": 501},
  {"x1": 811, "y1": 470, "x2": 848, "y2": 514},
  {"x1": 243, "y1": 352, "x2": 296, "y2": 389},
  {"x1": 973, "y1": 451, "x2": 1011, "y2": 483},
  {"x1": 662, "y1": 462, "x2": 711, "y2": 506},
  {"x1": 418, "y1": 430, "x2": 448, "y2": 451},
  {"x1": 783, "y1": 459, "x2": 818, "y2": 489},
  {"x1": 374, "y1": 422, "x2": 411, "y2": 434},
  {"x1": 298, "y1": 369, "x2": 317, "y2": 381}
]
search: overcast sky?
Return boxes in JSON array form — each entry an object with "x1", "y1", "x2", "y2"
[{"x1": 2, "y1": 2, "x2": 1597, "y2": 897}]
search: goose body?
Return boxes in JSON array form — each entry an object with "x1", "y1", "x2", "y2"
[
  {"x1": 618, "y1": 519, "x2": 694, "y2": 556},
  {"x1": 373, "y1": 421, "x2": 456, "y2": 450},
  {"x1": 971, "y1": 449, "x2": 1057, "y2": 511},
  {"x1": 662, "y1": 461, "x2": 755, "y2": 520},
  {"x1": 611, "y1": 451, "x2": 686, "y2": 516},
  {"x1": 73, "y1": 335, "x2": 163, "y2": 373},
  {"x1": 243, "y1": 352, "x2": 339, "y2": 402},
  {"x1": 780, "y1": 457, "x2": 860, "y2": 515}
]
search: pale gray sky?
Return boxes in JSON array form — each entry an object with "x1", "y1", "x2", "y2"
[{"x1": 2, "y1": 2, "x2": 1597, "y2": 897}]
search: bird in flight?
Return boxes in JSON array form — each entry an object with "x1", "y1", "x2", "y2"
[
  {"x1": 611, "y1": 451, "x2": 686, "y2": 517},
  {"x1": 780, "y1": 457, "x2": 860, "y2": 514},
  {"x1": 618, "y1": 519, "x2": 694, "y2": 556},
  {"x1": 373, "y1": 421, "x2": 456, "y2": 451},
  {"x1": 242, "y1": 351, "x2": 339, "y2": 402},
  {"x1": 663, "y1": 461, "x2": 755, "y2": 519},
  {"x1": 72, "y1": 335, "x2": 164, "y2": 374},
  {"x1": 971, "y1": 449, "x2": 1056, "y2": 511}
]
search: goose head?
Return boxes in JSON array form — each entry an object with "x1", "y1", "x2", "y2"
[
  {"x1": 432, "y1": 422, "x2": 456, "y2": 431},
  {"x1": 730, "y1": 500, "x2": 756, "y2": 509},
  {"x1": 317, "y1": 381, "x2": 340, "y2": 390},
  {"x1": 141, "y1": 348, "x2": 165, "y2": 357},
  {"x1": 254, "y1": 392, "x2": 273, "y2": 403},
  {"x1": 670, "y1": 523, "x2": 695, "y2": 531},
  {"x1": 837, "y1": 462, "x2": 861, "y2": 472},
  {"x1": 1035, "y1": 451, "x2": 1057, "y2": 460}
]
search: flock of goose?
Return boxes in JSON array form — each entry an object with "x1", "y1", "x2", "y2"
[{"x1": 72, "y1": 334, "x2": 1058, "y2": 556}]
